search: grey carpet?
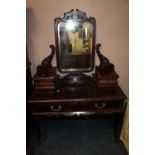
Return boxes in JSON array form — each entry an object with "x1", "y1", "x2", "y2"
[{"x1": 33, "y1": 117, "x2": 127, "y2": 155}]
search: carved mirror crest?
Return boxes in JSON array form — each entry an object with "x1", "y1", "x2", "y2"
[{"x1": 55, "y1": 9, "x2": 96, "y2": 73}]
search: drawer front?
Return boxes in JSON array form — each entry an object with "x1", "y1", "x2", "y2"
[
  {"x1": 31, "y1": 100, "x2": 124, "y2": 113},
  {"x1": 31, "y1": 102, "x2": 76, "y2": 113},
  {"x1": 77, "y1": 100, "x2": 124, "y2": 111}
]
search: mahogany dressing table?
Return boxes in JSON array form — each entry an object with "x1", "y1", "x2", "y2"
[{"x1": 28, "y1": 9, "x2": 127, "y2": 142}]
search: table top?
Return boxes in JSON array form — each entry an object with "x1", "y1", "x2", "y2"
[{"x1": 28, "y1": 86, "x2": 127, "y2": 104}]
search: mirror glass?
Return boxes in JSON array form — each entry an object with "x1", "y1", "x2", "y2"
[{"x1": 57, "y1": 19, "x2": 93, "y2": 72}]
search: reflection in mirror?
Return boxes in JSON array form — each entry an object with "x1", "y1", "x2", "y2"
[{"x1": 58, "y1": 19, "x2": 93, "y2": 71}]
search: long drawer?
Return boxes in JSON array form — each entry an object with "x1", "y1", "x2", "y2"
[{"x1": 30, "y1": 100, "x2": 125, "y2": 114}]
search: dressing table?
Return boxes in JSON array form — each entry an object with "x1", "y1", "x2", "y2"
[{"x1": 28, "y1": 9, "x2": 127, "y2": 142}]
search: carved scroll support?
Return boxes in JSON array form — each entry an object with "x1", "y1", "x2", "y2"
[
  {"x1": 37, "y1": 44, "x2": 56, "y2": 77},
  {"x1": 95, "y1": 43, "x2": 114, "y2": 74}
]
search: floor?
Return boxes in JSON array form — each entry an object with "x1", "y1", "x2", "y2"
[{"x1": 31, "y1": 117, "x2": 128, "y2": 155}]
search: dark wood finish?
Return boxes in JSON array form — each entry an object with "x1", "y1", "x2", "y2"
[
  {"x1": 37, "y1": 44, "x2": 56, "y2": 77},
  {"x1": 28, "y1": 85, "x2": 127, "y2": 141},
  {"x1": 96, "y1": 68, "x2": 119, "y2": 87},
  {"x1": 114, "y1": 100, "x2": 128, "y2": 143},
  {"x1": 33, "y1": 74, "x2": 55, "y2": 90},
  {"x1": 96, "y1": 43, "x2": 114, "y2": 74},
  {"x1": 33, "y1": 45, "x2": 56, "y2": 90},
  {"x1": 27, "y1": 10, "x2": 128, "y2": 144},
  {"x1": 54, "y1": 73, "x2": 97, "y2": 93}
]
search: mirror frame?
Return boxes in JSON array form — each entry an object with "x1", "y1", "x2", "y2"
[{"x1": 54, "y1": 9, "x2": 96, "y2": 73}]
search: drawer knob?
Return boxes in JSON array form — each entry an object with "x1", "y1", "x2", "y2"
[
  {"x1": 50, "y1": 105, "x2": 62, "y2": 111},
  {"x1": 94, "y1": 102, "x2": 106, "y2": 109}
]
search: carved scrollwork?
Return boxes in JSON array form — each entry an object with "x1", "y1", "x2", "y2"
[
  {"x1": 55, "y1": 9, "x2": 87, "y2": 21},
  {"x1": 55, "y1": 9, "x2": 94, "y2": 22},
  {"x1": 64, "y1": 9, "x2": 87, "y2": 20},
  {"x1": 96, "y1": 43, "x2": 114, "y2": 74},
  {"x1": 37, "y1": 44, "x2": 56, "y2": 76}
]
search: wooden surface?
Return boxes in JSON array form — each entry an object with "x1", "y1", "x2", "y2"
[
  {"x1": 28, "y1": 86, "x2": 126, "y2": 117},
  {"x1": 28, "y1": 84, "x2": 127, "y2": 143}
]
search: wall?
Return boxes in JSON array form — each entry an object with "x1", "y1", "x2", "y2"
[{"x1": 26, "y1": 0, "x2": 129, "y2": 96}]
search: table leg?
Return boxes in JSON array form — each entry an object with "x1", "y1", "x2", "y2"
[
  {"x1": 114, "y1": 100, "x2": 127, "y2": 143},
  {"x1": 114, "y1": 113, "x2": 124, "y2": 143},
  {"x1": 32, "y1": 117, "x2": 41, "y2": 145}
]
